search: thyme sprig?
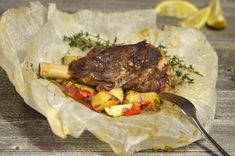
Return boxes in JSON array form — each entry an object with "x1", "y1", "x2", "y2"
[
  {"x1": 158, "y1": 45, "x2": 203, "y2": 84},
  {"x1": 63, "y1": 31, "x2": 117, "y2": 51}
]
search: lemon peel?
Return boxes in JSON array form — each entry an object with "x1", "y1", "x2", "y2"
[
  {"x1": 207, "y1": 0, "x2": 228, "y2": 29},
  {"x1": 155, "y1": 0, "x2": 198, "y2": 19},
  {"x1": 178, "y1": 7, "x2": 210, "y2": 29}
]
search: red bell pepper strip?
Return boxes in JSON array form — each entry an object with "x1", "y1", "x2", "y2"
[
  {"x1": 64, "y1": 84, "x2": 77, "y2": 98},
  {"x1": 63, "y1": 84, "x2": 93, "y2": 110},
  {"x1": 74, "y1": 90, "x2": 93, "y2": 109},
  {"x1": 74, "y1": 90, "x2": 92, "y2": 101},
  {"x1": 122, "y1": 102, "x2": 141, "y2": 116}
]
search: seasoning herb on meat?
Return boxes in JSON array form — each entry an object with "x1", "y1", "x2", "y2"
[{"x1": 158, "y1": 45, "x2": 203, "y2": 84}]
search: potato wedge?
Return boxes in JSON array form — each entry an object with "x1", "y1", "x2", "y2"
[
  {"x1": 91, "y1": 91, "x2": 120, "y2": 111},
  {"x1": 124, "y1": 90, "x2": 141, "y2": 103},
  {"x1": 75, "y1": 84, "x2": 95, "y2": 94},
  {"x1": 109, "y1": 88, "x2": 124, "y2": 102},
  {"x1": 105, "y1": 104, "x2": 132, "y2": 117},
  {"x1": 63, "y1": 56, "x2": 81, "y2": 65},
  {"x1": 140, "y1": 92, "x2": 160, "y2": 109}
]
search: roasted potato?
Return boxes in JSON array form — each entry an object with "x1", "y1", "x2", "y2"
[
  {"x1": 91, "y1": 91, "x2": 120, "y2": 111},
  {"x1": 124, "y1": 90, "x2": 159, "y2": 109},
  {"x1": 109, "y1": 88, "x2": 124, "y2": 102},
  {"x1": 104, "y1": 104, "x2": 132, "y2": 117},
  {"x1": 140, "y1": 92, "x2": 160, "y2": 109},
  {"x1": 124, "y1": 90, "x2": 141, "y2": 103}
]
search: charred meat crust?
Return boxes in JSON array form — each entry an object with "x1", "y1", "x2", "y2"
[{"x1": 69, "y1": 41, "x2": 172, "y2": 93}]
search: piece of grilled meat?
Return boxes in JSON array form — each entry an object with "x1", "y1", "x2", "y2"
[{"x1": 69, "y1": 41, "x2": 175, "y2": 93}]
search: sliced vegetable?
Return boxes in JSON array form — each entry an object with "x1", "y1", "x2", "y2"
[
  {"x1": 124, "y1": 90, "x2": 141, "y2": 103},
  {"x1": 122, "y1": 102, "x2": 141, "y2": 116},
  {"x1": 62, "y1": 56, "x2": 81, "y2": 65},
  {"x1": 75, "y1": 84, "x2": 95, "y2": 94},
  {"x1": 64, "y1": 84, "x2": 77, "y2": 97},
  {"x1": 91, "y1": 91, "x2": 120, "y2": 111},
  {"x1": 74, "y1": 90, "x2": 92, "y2": 101},
  {"x1": 140, "y1": 92, "x2": 160, "y2": 109},
  {"x1": 105, "y1": 104, "x2": 132, "y2": 117},
  {"x1": 61, "y1": 83, "x2": 93, "y2": 109},
  {"x1": 109, "y1": 88, "x2": 124, "y2": 102}
]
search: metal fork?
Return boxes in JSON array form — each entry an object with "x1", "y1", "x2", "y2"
[{"x1": 159, "y1": 92, "x2": 230, "y2": 156}]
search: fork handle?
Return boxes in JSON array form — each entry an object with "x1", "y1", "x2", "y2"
[{"x1": 194, "y1": 117, "x2": 230, "y2": 156}]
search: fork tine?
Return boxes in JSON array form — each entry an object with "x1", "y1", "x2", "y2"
[
  {"x1": 161, "y1": 93, "x2": 190, "y2": 104},
  {"x1": 160, "y1": 93, "x2": 186, "y2": 107},
  {"x1": 160, "y1": 93, "x2": 197, "y2": 113},
  {"x1": 161, "y1": 95, "x2": 180, "y2": 104}
]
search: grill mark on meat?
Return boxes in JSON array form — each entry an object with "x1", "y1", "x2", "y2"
[{"x1": 69, "y1": 41, "x2": 173, "y2": 93}]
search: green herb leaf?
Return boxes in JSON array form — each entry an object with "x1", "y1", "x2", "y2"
[
  {"x1": 63, "y1": 31, "x2": 117, "y2": 51},
  {"x1": 158, "y1": 44, "x2": 203, "y2": 84}
]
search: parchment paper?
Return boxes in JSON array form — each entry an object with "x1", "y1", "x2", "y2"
[{"x1": 0, "y1": 2, "x2": 217, "y2": 155}]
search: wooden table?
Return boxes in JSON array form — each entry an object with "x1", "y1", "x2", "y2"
[{"x1": 0, "y1": 0, "x2": 234, "y2": 155}]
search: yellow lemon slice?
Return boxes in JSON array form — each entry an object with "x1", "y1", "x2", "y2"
[
  {"x1": 178, "y1": 7, "x2": 210, "y2": 29},
  {"x1": 207, "y1": 0, "x2": 228, "y2": 29},
  {"x1": 155, "y1": 0, "x2": 199, "y2": 19}
]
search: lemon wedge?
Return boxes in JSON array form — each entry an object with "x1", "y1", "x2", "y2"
[
  {"x1": 207, "y1": 0, "x2": 228, "y2": 29},
  {"x1": 178, "y1": 7, "x2": 210, "y2": 28},
  {"x1": 155, "y1": 0, "x2": 199, "y2": 19}
]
